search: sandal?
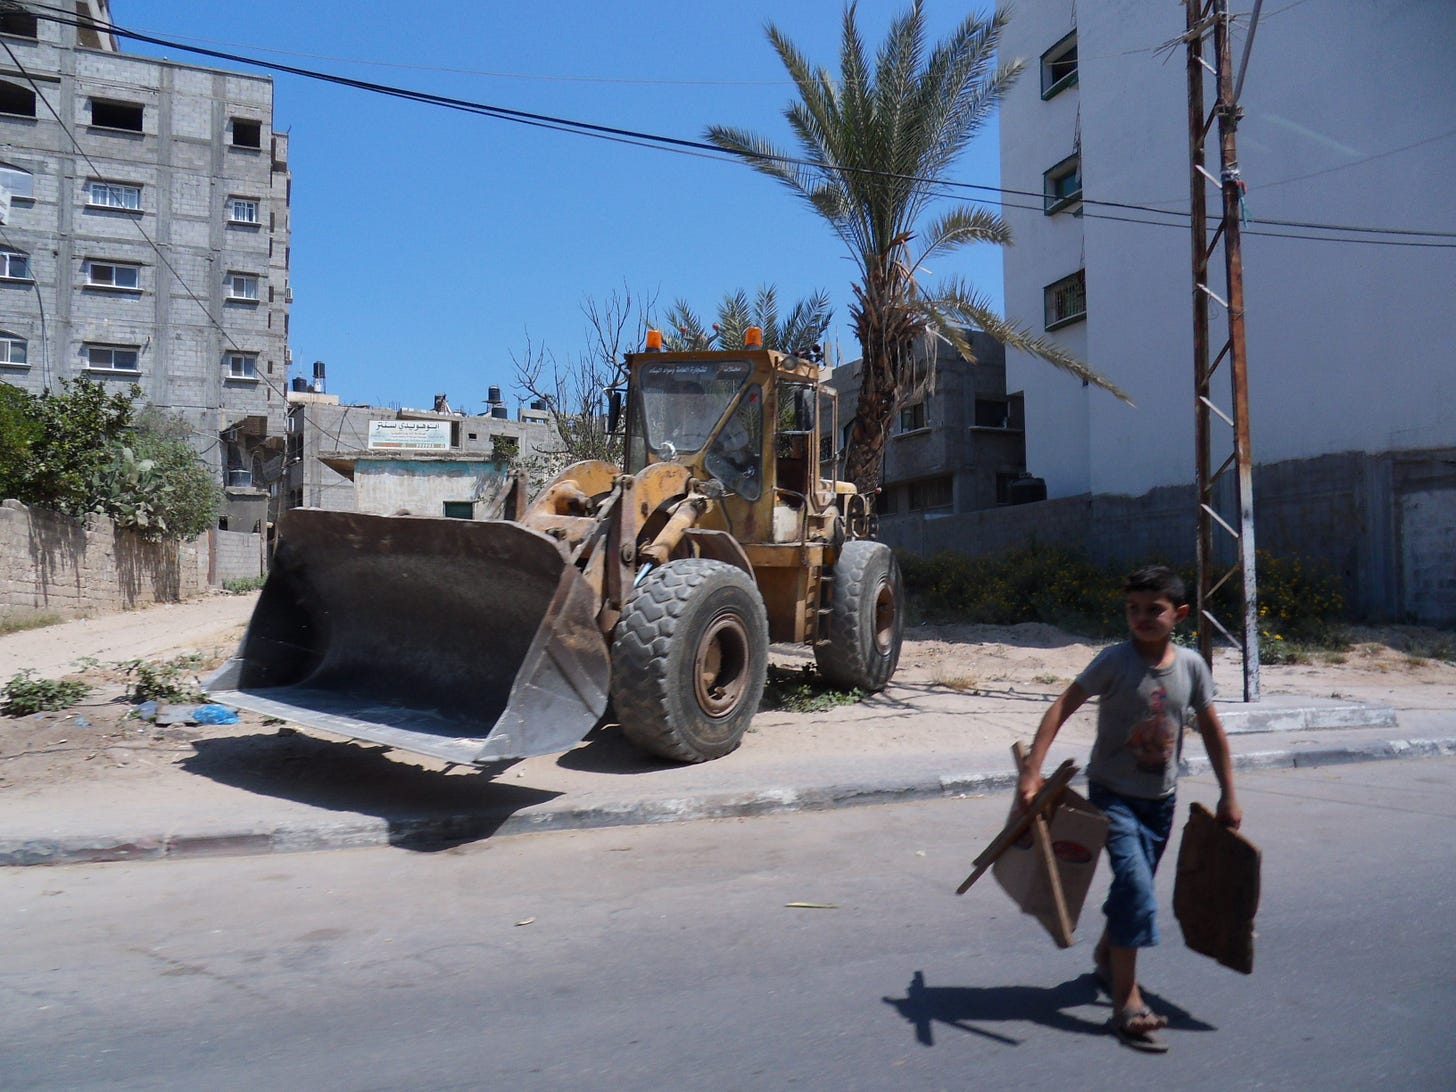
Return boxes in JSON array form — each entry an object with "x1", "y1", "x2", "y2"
[{"x1": 1111, "y1": 1006, "x2": 1169, "y2": 1053}]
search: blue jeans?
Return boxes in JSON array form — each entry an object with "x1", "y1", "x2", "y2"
[{"x1": 1088, "y1": 783, "x2": 1177, "y2": 949}]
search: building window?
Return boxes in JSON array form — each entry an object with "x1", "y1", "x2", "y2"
[
  {"x1": 898, "y1": 401, "x2": 927, "y2": 433},
  {"x1": 225, "y1": 352, "x2": 258, "y2": 379},
  {"x1": 1044, "y1": 154, "x2": 1082, "y2": 215},
  {"x1": 974, "y1": 398, "x2": 1010, "y2": 429},
  {"x1": 908, "y1": 476, "x2": 954, "y2": 512},
  {"x1": 227, "y1": 196, "x2": 259, "y2": 224},
  {"x1": 224, "y1": 272, "x2": 259, "y2": 301},
  {"x1": 231, "y1": 118, "x2": 262, "y2": 148},
  {"x1": 0, "y1": 330, "x2": 27, "y2": 365},
  {"x1": 0, "y1": 79, "x2": 35, "y2": 118},
  {"x1": 1041, "y1": 31, "x2": 1078, "y2": 99},
  {"x1": 87, "y1": 180, "x2": 142, "y2": 211},
  {"x1": 90, "y1": 99, "x2": 144, "y2": 132},
  {"x1": 86, "y1": 344, "x2": 140, "y2": 372},
  {"x1": 0, "y1": 247, "x2": 30, "y2": 280},
  {"x1": 0, "y1": 162, "x2": 33, "y2": 200},
  {"x1": 442, "y1": 501, "x2": 474, "y2": 520},
  {"x1": 1044, "y1": 269, "x2": 1087, "y2": 330},
  {"x1": 0, "y1": 12, "x2": 39, "y2": 38},
  {"x1": 84, "y1": 260, "x2": 141, "y2": 290}
]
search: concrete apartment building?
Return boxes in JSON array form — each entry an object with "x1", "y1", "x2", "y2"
[
  {"x1": 0, "y1": 2, "x2": 291, "y2": 531},
  {"x1": 990, "y1": 1, "x2": 1455, "y2": 622},
  {"x1": 830, "y1": 331, "x2": 1032, "y2": 542}
]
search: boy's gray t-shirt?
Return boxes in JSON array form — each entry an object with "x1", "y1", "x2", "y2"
[{"x1": 1076, "y1": 643, "x2": 1215, "y2": 800}]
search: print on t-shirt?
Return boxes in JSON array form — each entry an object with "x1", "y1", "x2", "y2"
[{"x1": 1125, "y1": 684, "x2": 1176, "y2": 772}]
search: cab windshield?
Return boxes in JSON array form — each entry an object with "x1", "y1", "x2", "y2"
[{"x1": 634, "y1": 360, "x2": 751, "y2": 462}]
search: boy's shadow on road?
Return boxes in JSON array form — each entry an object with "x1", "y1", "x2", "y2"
[{"x1": 883, "y1": 970, "x2": 1215, "y2": 1047}]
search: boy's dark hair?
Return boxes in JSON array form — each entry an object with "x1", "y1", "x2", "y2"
[{"x1": 1124, "y1": 565, "x2": 1187, "y2": 607}]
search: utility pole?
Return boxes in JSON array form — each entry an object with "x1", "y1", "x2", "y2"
[{"x1": 1186, "y1": 0, "x2": 1260, "y2": 701}]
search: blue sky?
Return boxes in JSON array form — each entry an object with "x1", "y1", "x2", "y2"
[{"x1": 122, "y1": 1, "x2": 1005, "y2": 413}]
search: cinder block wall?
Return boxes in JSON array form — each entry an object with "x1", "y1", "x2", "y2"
[
  {"x1": 879, "y1": 449, "x2": 1456, "y2": 625},
  {"x1": 212, "y1": 529, "x2": 263, "y2": 583},
  {"x1": 0, "y1": 500, "x2": 207, "y2": 618}
]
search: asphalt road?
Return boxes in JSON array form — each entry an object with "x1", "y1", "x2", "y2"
[{"x1": 6, "y1": 760, "x2": 1454, "y2": 1090}]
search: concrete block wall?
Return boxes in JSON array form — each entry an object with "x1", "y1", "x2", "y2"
[
  {"x1": 211, "y1": 529, "x2": 263, "y2": 584},
  {"x1": 879, "y1": 448, "x2": 1456, "y2": 625},
  {"x1": 0, "y1": 500, "x2": 206, "y2": 619}
]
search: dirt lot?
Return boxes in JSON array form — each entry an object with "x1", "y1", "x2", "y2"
[{"x1": 0, "y1": 593, "x2": 1452, "y2": 795}]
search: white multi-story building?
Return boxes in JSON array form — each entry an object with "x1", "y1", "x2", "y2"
[
  {"x1": 0, "y1": 2, "x2": 291, "y2": 529},
  {"x1": 998, "y1": 1, "x2": 1456, "y2": 622}
]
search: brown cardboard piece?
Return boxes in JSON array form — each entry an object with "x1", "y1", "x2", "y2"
[
  {"x1": 1173, "y1": 801, "x2": 1261, "y2": 974},
  {"x1": 992, "y1": 786, "x2": 1109, "y2": 947}
]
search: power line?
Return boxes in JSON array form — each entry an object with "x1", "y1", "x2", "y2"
[{"x1": 23, "y1": 2, "x2": 1456, "y2": 249}]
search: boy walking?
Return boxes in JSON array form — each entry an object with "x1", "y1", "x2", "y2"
[{"x1": 1018, "y1": 566, "x2": 1242, "y2": 1053}]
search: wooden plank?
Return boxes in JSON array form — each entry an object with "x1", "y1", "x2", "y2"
[
  {"x1": 955, "y1": 753, "x2": 1078, "y2": 895},
  {"x1": 1029, "y1": 810, "x2": 1075, "y2": 947}
]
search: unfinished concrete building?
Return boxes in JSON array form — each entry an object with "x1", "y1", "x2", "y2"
[{"x1": 0, "y1": 2, "x2": 291, "y2": 531}]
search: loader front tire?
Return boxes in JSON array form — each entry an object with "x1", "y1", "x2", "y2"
[
  {"x1": 814, "y1": 540, "x2": 903, "y2": 692},
  {"x1": 612, "y1": 558, "x2": 769, "y2": 763}
]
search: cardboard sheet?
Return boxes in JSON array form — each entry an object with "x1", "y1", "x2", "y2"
[
  {"x1": 1173, "y1": 801, "x2": 1261, "y2": 974},
  {"x1": 992, "y1": 787, "x2": 1109, "y2": 947}
]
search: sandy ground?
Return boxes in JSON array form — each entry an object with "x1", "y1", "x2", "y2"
[{"x1": 0, "y1": 592, "x2": 1452, "y2": 795}]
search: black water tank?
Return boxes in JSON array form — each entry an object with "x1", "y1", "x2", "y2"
[
  {"x1": 487, "y1": 385, "x2": 502, "y2": 404},
  {"x1": 290, "y1": 376, "x2": 308, "y2": 392},
  {"x1": 491, "y1": 405, "x2": 508, "y2": 419},
  {"x1": 1008, "y1": 476, "x2": 1047, "y2": 505}
]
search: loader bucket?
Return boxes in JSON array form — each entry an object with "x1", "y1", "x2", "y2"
[{"x1": 205, "y1": 510, "x2": 611, "y2": 765}]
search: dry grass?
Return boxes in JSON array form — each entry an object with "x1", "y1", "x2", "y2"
[
  {"x1": 933, "y1": 670, "x2": 982, "y2": 691},
  {"x1": 0, "y1": 611, "x2": 64, "y2": 637}
]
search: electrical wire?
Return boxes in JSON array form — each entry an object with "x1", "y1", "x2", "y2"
[{"x1": 21, "y1": 2, "x2": 1456, "y2": 248}]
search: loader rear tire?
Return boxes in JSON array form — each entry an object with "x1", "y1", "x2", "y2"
[
  {"x1": 612, "y1": 558, "x2": 769, "y2": 763},
  {"x1": 814, "y1": 540, "x2": 903, "y2": 692}
]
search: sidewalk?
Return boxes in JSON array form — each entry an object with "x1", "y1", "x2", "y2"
[{"x1": 3, "y1": 664, "x2": 1451, "y2": 867}]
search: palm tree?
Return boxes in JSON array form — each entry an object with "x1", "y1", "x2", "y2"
[
  {"x1": 706, "y1": 2, "x2": 1128, "y2": 491},
  {"x1": 662, "y1": 285, "x2": 833, "y2": 356}
]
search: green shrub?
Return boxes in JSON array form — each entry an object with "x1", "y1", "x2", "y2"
[
  {"x1": 899, "y1": 545, "x2": 1126, "y2": 636},
  {"x1": 761, "y1": 665, "x2": 863, "y2": 713},
  {"x1": 3, "y1": 669, "x2": 91, "y2": 715},
  {"x1": 901, "y1": 544, "x2": 1350, "y2": 652},
  {"x1": 222, "y1": 576, "x2": 266, "y2": 594},
  {"x1": 122, "y1": 655, "x2": 204, "y2": 704}
]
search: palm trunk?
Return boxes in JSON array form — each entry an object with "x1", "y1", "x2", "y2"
[{"x1": 845, "y1": 267, "x2": 918, "y2": 499}]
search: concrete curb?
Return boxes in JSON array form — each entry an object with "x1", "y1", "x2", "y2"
[
  {"x1": 4, "y1": 735, "x2": 1453, "y2": 869},
  {"x1": 1217, "y1": 702, "x2": 1399, "y2": 734}
]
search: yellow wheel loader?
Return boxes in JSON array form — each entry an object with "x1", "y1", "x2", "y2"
[{"x1": 205, "y1": 328, "x2": 903, "y2": 765}]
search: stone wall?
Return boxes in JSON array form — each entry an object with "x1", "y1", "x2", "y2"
[
  {"x1": 0, "y1": 500, "x2": 209, "y2": 618},
  {"x1": 878, "y1": 448, "x2": 1456, "y2": 625}
]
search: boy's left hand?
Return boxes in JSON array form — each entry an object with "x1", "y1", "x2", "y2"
[{"x1": 1217, "y1": 794, "x2": 1243, "y2": 830}]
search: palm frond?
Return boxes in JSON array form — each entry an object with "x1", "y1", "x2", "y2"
[
  {"x1": 929, "y1": 278, "x2": 1133, "y2": 403},
  {"x1": 913, "y1": 206, "x2": 1012, "y2": 273}
]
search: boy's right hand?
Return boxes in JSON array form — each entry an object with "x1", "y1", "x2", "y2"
[{"x1": 1017, "y1": 769, "x2": 1044, "y2": 812}]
